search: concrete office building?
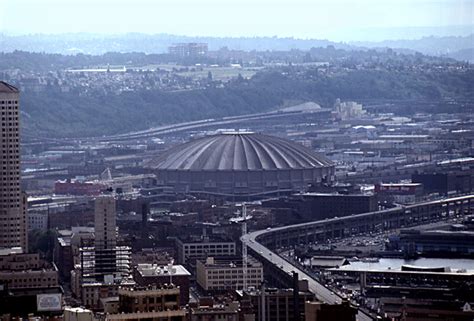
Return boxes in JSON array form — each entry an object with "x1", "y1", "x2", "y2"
[
  {"x1": 263, "y1": 193, "x2": 377, "y2": 224},
  {"x1": 169, "y1": 43, "x2": 208, "y2": 57},
  {"x1": 176, "y1": 236, "x2": 236, "y2": 264},
  {"x1": 333, "y1": 99, "x2": 366, "y2": 120},
  {"x1": 0, "y1": 250, "x2": 59, "y2": 289},
  {"x1": 0, "y1": 248, "x2": 61, "y2": 315},
  {"x1": 0, "y1": 82, "x2": 27, "y2": 252},
  {"x1": 28, "y1": 211, "x2": 48, "y2": 231},
  {"x1": 196, "y1": 256, "x2": 263, "y2": 292}
]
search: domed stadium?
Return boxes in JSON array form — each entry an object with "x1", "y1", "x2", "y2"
[{"x1": 146, "y1": 132, "x2": 334, "y2": 199}]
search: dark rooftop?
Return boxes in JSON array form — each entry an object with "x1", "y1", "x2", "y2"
[{"x1": 0, "y1": 81, "x2": 19, "y2": 93}]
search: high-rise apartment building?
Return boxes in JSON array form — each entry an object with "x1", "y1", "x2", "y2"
[
  {"x1": 80, "y1": 196, "x2": 131, "y2": 283},
  {"x1": 168, "y1": 43, "x2": 208, "y2": 57},
  {"x1": 0, "y1": 82, "x2": 27, "y2": 252},
  {"x1": 94, "y1": 196, "x2": 117, "y2": 250},
  {"x1": 94, "y1": 196, "x2": 118, "y2": 276}
]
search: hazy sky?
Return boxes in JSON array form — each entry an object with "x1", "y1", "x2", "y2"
[{"x1": 1, "y1": 0, "x2": 472, "y2": 41}]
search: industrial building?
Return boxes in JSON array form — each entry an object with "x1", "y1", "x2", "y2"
[
  {"x1": 390, "y1": 228, "x2": 474, "y2": 257},
  {"x1": 263, "y1": 192, "x2": 377, "y2": 224},
  {"x1": 327, "y1": 267, "x2": 474, "y2": 320},
  {"x1": 375, "y1": 183, "x2": 424, "y2": 204},
  {"x1": 412, "y1": 171, "x2": 473, "y2": 195}
]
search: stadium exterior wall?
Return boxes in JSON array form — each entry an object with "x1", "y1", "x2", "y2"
[{"x1": 155, "y1": 167, "x2": 335, "y2": 198}]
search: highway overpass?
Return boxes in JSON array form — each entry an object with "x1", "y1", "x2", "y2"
[{"x1": 242, "y1": 194, "x2": 474, "y2": 321}]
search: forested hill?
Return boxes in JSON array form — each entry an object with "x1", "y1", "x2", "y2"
[{"x1": 19, "y1": 67, "x2": 474, "y2": 138}]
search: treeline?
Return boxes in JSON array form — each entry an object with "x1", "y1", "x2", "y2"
[
  {"x1": 0, "y1": 46, "x2": 462, "y2": 73},
  {"x1": 20, "y1": 67, "x2": 474, "y2": 138},
  {"x1": 0, "y1": 51, "x2": 188, "y2": 72},
  {"x1": 0, "y1": 33, "x2": 343, "y2": 55}
]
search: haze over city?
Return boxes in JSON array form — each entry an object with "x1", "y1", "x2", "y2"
[{"x1": 1, "y1": 0, "x2": 473, "y2": 41}]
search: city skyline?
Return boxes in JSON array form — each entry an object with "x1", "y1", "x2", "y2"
[{"x1": 0, "y1": 0, "x2": 473, "y2": 317}]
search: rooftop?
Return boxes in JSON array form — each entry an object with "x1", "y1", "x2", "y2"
[
  {"x1": 177, "y1": 235, "x2": 235, "y2": 244},
  {"x1": 191, "y1": 305, "x2": 239, "y2": 314},
  {"x1": 199, "y1": 256, "x2": 262, "y2": 268},
  {"x1": 300, "y1": 192, "x2": 372, "y2": 198},
  {"x1": 119, "y1": 285, "x2": 180, "y2": 296},
  {"x1": 378, "y1": 183, "x2": 422, "y2": 187},
  {"x1": 0, "y1": 81, "x2": 19, "y2": 93},
  {"x1": 146, "y1": 132, "x2": 333, "y2": 171},
  {"x1": 0, "y1": 247, "x2": 23, "y2": 256},
  {"x1": 242, "y1": 288, "x2": 313, "y2": 296},
  {"x1": 136, "y1": 264, "x2": 191, "y2": 277}
]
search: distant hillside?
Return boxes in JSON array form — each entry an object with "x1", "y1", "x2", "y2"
[
  {"x1": 0, "y1": 33, "x2": 350, "y2": 55},
  {"x1": 447, "y1": 48, "x2": 474, "y2": 63},
  {"x1": 19, "y1": 67, "x2": 474, "y2": 138},
  {"x1": 354, "y1": 34, "x2": 474, "y2": 62},
  {"x1": 2, "y1": 32, "x2": 473, "y2": 62}
]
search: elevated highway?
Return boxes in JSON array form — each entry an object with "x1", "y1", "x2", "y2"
[
  {"x1": 93, "y1": 108, "x2": 331, "y2": 143},
  {"x1": 242, "y1": 194, "x2": 474, "y2": 321}
]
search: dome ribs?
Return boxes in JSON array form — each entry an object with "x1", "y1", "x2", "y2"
[
  {"x1": 245, "y1": 134, "x2": 278, "y2": 170},
  {"x1": 146, "y1": 132, "x2": 332, "y2": 171}
]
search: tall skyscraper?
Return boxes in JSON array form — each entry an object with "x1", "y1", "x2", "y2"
[{"x1": 0, "y1": 81, "x2": 27, "y2": 252}]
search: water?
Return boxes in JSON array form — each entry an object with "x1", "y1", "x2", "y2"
[{"x1": 339, "y1": 257, "x2": 474, "y2": 272}]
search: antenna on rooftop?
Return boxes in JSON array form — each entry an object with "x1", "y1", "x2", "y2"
[{"x1": 168, "y1": 259, "x2": 175, "y2": 285}]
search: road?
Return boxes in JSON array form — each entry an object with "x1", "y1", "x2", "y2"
[
  {"x1": 90, "y1": 108, "x2": 330, "y2": 143},
  {"x1": 241, "y1": 194, "x2": 474, "y2": 321},
  {"x1": 242, "y1": 231, "x2": 374, "y2": 321}
]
